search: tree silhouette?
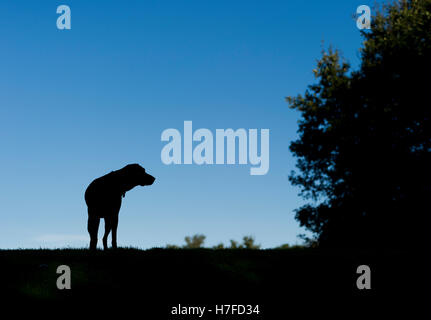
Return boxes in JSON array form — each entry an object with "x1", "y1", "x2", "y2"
[{"x1": 287, "y1": 0, "x2": 430, "y2": 248}]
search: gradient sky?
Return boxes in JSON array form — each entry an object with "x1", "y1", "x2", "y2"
[{"x1": 0, "y1": 0, "x2": 374, "y2": 249}]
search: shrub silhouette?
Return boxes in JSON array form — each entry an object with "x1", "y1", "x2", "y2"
[
  {"x1": 229, "y1": 240, "x2": 239, "y2": 249},
  {"x1": 212, "y1": 243, "x2": 225, "y2": 249},
  {"x1": 219, "y1": 236, "x2": 260, "y2": 249},
  {"x1": 166, "y1": 235, "x2": 261, "y2": 249},
  {"x1": 184, "y1": 234, "x2": 206, "y2": 248},
  {"x1": 221, "y1": 238, "x2": 261, "y2": 249},
  {"x1": 241, "y1": 236, "x2": 260, "y2": 249}
]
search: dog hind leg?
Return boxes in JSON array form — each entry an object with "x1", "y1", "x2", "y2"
[
  {"x1": 103, "y1": 217, "x2": 112, "y2": 250},
  {"x1": 88, "y1": 216, "x2": 100, "y2": 250},
  {"x1": 111, "y1": 215, "x2": 119, "y2": 249}
]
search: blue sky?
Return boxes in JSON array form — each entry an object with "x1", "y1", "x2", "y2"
[{"x1": 0, "y1": 0, "x2": 373, "y2": 249}]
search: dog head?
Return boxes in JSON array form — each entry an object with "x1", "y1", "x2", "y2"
[{"x1": 123, "y1": 163, "x2": 156, "y2": 186}]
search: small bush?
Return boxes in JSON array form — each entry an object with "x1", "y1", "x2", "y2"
[{"x1": 183, "y1": 234, "x2": 206, "y2": 249}]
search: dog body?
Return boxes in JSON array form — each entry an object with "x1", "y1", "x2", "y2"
[{"x1": 85, "y1": 164, "x2": 155, "y2": 250}]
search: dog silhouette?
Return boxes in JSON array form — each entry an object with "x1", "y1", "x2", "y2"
[{"x1": 85, "y1": 164, "x2": 155, "y2": 250}]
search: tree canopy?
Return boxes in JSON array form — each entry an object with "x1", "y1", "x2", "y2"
[{"x1": 287, "y1": 0, "x2": 430, "y2": 247}]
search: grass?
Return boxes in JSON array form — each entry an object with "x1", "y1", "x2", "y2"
[{"x1": 0, "y1": 247, "x2": 414, "y2": 315}]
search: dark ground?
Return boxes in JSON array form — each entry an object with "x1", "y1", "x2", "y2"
[{"x1": 0, "y1": 248, "x2": 418, "y2": 317}]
